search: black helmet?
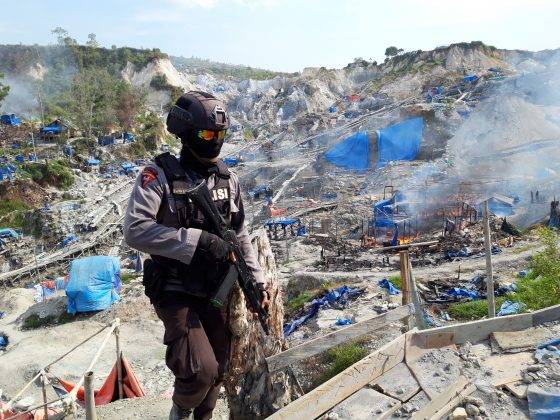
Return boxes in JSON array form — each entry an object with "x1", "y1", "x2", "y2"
[{"x1": 166, "y1": 91, "x2": 229, "y2": 138}]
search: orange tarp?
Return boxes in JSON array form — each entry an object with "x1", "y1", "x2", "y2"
[{"x1": 56, "y1": 355, "x2": 144, "y2": 406}]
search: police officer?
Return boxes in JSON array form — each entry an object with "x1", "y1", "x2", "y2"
[{"x1": 124, "y1": 91, "x2": 269, "y2": 420}]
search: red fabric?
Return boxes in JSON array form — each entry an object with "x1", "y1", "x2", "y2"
[
  {"x1": 0, "y1": 402, "x2": 33, "y2": 419},
  {"x1": 270, "y1": 207, "x2": 287, "y2": 216},
  {"x1": 41, "y1": 281, "x2": 56, "y2": 290},
  {"x1": 56, "y1": 355, "x2": 145, "y2": 406}
]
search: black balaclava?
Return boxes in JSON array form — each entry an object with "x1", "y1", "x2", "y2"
[{"x1": 181, "y1": 130, "x2": 224, "y2": 160}]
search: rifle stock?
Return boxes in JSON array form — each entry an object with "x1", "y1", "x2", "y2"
[{"x1": 188, "y1": 181, "x2": 270, "y2": 334}]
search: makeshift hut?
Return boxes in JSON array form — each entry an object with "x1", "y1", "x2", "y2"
[{"x1": 66, "y1": 256, "x2": 121, "y2": 314}]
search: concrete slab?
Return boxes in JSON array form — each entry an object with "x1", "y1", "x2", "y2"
[
  {"x1": 330, "y1": 387, "x2": 401, "y2": 420},
  {"x1": 372, "y1": 362, "x2": 421, "y2": 402}
]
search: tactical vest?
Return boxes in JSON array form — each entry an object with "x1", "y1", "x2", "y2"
[{"x1": 152, "y1": 152, "x2": 232, "y2": 297}]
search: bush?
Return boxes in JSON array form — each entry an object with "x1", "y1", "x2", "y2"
[
  {"x1": 448, "y1": 297, "x2": 507, "y2": 320},
  {"x1": 0, "y1": 199, "x2": 30, "y2": 230},
  {"x1": 21, "y1": 160, "x2": 74, "y2": 190},
  {"x1": 319, "y1": 341, "x2": 368, "y2": 384},
  {"x1": 509, "y1": 227, "x2": 560, "y2": 310}
]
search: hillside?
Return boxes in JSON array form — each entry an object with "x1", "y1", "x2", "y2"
[{"x1": 2, "y1": 36, "x2": 560, "y2": 419}]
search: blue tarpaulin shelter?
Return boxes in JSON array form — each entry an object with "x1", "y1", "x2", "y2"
[
  {"x1": 376, "y1": 118, "x2": 423, "y2": 168},
  {"x1": 325, "y1": 131, "x2": 369, "y2": 171},
  {"x1": 374, "y1": 198, "x2": 394, "y2": 228},
  {"x1": 1, "y1": 114, "x2": 21, "y2": 126},
  {"x1": 66, "y1": 256, "x2": 121, "y2": 314},
  {"x1": 60, "y1": 234, "x2": 78, "y2": 248},
  {"x1": 41, "y1": 120, "x2": 65, "y2": 135},
  {"x1": 0, "y1": 228, "x2": 21, "y2": 239}
]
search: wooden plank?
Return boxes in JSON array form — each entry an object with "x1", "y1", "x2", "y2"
[
  {"x1": 432, "y1": 384, "x2": 476, "y2": 420},
  {"x1": 267, "y1": 334, "x2": 406, "y2": 419},
  {"x1": 410, "y1": 377, "x2": 470, "y2": 420},
  {"x1": 372, "y1": 362, "x2": 420, "y2": 402},
  {"x1": 532, "y1": 304, "x2": 560, "y2": 326},
  {"x1": 266, "y1": 304, "x2": 414, "y2": 372},
  {"x1": 415, "y1": 312, "x2": 534, "y2": 345},
  {"x1": 330, "y1": 387, "x2": 401, "y2": 419},
  {"x1": 373, "y1": 241, "x2": 439, "y2": 253}
]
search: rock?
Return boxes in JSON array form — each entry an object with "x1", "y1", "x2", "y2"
[
  {"x1": 522, "y1": 373, "x2": 534, "y2": 384},
  {"x1": 327, "y1": 412, "x2": 339, "y2": 420},
  {"x1": 475, "y1": 416, "x2": 484, "y2": 420},
  {"x1": 463, "y1": 395, "x2": 484, "y2": 406},
  {"x1": 397, "y1": 387, "x2": 405, "y2": 395},
  {"x1": 527, "y1": 364, "x2": 543, "y2": 372},
  {"x1": 375, "y1": 408, "x2": 383, "y2": 414},
  {"x1": 451, "y1": 406, "x2": 468, "y2": 420},
  {"x1": 444, "y1": 363, "x2": 453, "y2": 372},
  {"x1": 465, "y1": 403, "x2": 480, "y2": 416}
]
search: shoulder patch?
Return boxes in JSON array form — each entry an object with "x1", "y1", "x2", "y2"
[{"x1": 141, "y1": 167, "x2": 158, "y2": 188}]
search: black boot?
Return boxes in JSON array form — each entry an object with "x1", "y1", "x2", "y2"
[{"x1": 169, "y1": 402, "x2": 193, "y2": 420}]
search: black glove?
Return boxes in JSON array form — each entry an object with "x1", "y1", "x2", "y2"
[{"x1": 197, "y1": 231, "x2": 232, "y2": 262}]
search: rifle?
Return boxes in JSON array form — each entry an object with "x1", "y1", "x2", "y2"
[{"x1": 188, "y1": 181, "x2": 269, "y2": 334}]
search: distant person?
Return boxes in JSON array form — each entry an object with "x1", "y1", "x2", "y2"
[{"x1": 124, "y1": 91, "x2": 269, "y2": 420}]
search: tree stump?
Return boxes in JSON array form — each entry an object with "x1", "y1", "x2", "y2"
[{"x1": 225, "y1": 229, "x2": 300, "y2": 419}]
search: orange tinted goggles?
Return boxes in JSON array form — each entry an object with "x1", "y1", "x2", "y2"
[{"x1": 197, "y1": 129, "x2": 226, "y2": 141}]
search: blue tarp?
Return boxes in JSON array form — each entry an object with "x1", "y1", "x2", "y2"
[
  {"x1": 528, "y1": 385, "x2": 560, "y2": 419},
  {"x1": 325, "y1": 131, "x2": 369, "y2": 171},
  {"x1": 447, "y1": 288, "x2": 478, "y2": 300},
  {"x1": 0, "y1": 228, "x2": 20, "y2": 239},
  {"x1": 61, "y1": 234, "x2": 78, "y2": 248},
  {"x1": 283, "y1": 286, "x2": 364, "y2": 336},
  {"x1": 376, "y1": 118, "x2": 423, "y2": 168},
  {"x1": 41, "y1": 121, "x2": 64, "y2": 134},
  {"x1": 497, "y1": 300, "x2": 524, "y2": 316},
  {"x1": 374, "y1": 197, "x2": 394, "y2": 228},
  {"x1": 463, "y1": 75, "x2": 479, "y2": 83},
  {"x1": 265, "y1": 217, "x2": 299, "y2": 228},
  {"x1": 223, "y1": 157, "x2": 239, "y2": 167},
  {"x1": 15, "y1": 154, "x2": 24, "y2": 162},
  {"x1": 378, "y1": 278, "x2": 400, "y2": 295},
  {"x1": 1, "y1": 114, "x2": 21, "y2": 126},
  {"x1": 87, "y1": 158, "x2": 100, "y2": 166},
  {"x1": 66, "y1": 256, "x2": 121, "y2": 314},
  {"x1": 123, "y1": 132, "x2": 135, "y2": 143},
  {"x1": 328, "y1": 106, "x2": 337, "y2": 113}
]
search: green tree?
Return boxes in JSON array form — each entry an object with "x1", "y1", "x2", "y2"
[
  {"x1": 115, "y1": 82, "x2": 147, "y2": 131},
  {"x1": 385, "y1": 46, "x2": 404, "y2": 57},
  {"x1": 0, "y1": 72, "x2": 9, "y2": 107}
]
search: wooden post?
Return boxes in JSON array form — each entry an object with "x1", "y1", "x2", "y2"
[
  {"x1": 483, "y1": 201, "x2": 496, "y2": 318},
  {"x1": 84, "y1": 371, "x2": 97, "y2": 420},
  {"x1": 399, "y1": 251, "x2": 413, "y2": 330},
  {"x1": 407, "y1": 258, "x2": 427, "y2": 330},
  {"x1": 115, "y1": 326, "x2": 124, "y2": 400},
  {"x1": 41, "y1": 373, "x2": 48, "y2": 420}
]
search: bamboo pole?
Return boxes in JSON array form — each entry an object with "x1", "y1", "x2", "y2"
[
  {"x1": 69, "y1": 319, "x2": 120, "y2": 399},
  {"x1": 84, "y1": 371, "x2": 97, "y2": 420},
  {"x1": 41, "y1": 374, "x2": 49, "y2": 420},
  {"x1": 483, "y1": 201, "x2": 496, "y2": 318},
  {"x1": 399, "y1": 251, "x2": 413, "y2": 330},
  {"x1": 407, "y1": 258, "x2": 427, "y2": 330},
  {"x1": 115, "y1": 326, "x2": 124, "y2": 400}
]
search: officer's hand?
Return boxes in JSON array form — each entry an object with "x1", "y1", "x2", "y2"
[{"x1": 198, "y1": 231, "x2": 232, "y2": 262}]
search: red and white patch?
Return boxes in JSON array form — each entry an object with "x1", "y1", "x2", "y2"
[{"x1": 141, "y1": 168, "x2": 158, "y2": 188}]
